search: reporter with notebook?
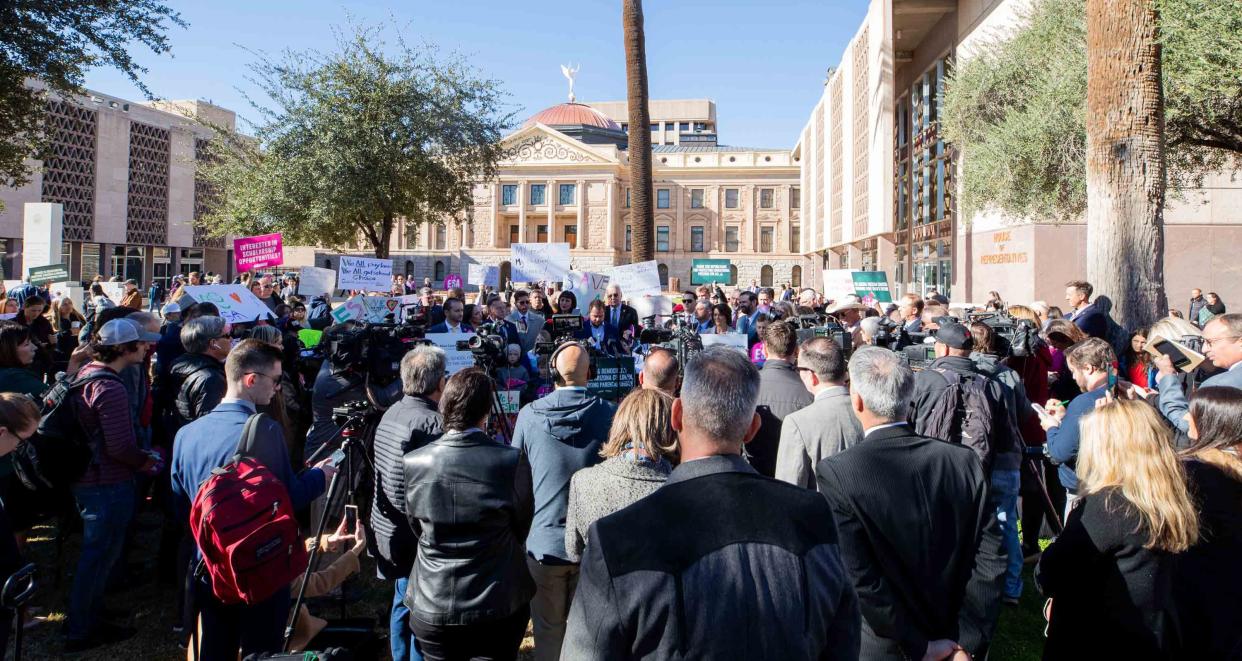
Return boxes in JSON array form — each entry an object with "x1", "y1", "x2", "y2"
[{"x1": 1155, "y1": 313, "x2": 1242, "y2": 433}]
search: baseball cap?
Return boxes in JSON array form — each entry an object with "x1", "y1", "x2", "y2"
[
  {"x1": 932, "y1": 321, "x2": 974, "y2": 350},
  {"x1": 162, "y1": 302, "x2": 181, "y2": 315},
  {"x1": 98, "y1": 318, "x2": 161, "y2": 345}
]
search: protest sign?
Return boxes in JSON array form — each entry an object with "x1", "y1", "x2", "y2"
[
  {"x1": 337, "y1": 256, "x2": 392, "y2": 292},
  {"x1": 297, "y1": 266, "x2": 336, "y2": 297},
  {"x1": 101, "y1": 282, "x2": 126, "y2": 305},
  {"x1": 233, "y1": 233, "x2": 284, "y2": 272},
  {"x1": 607, "y1": 260, "x2": 662, "y2": 298},
  {"x1": 691, "y1": 259, "x2": 733, "y2": 285},
  {"x1": 822, "y1": 269, "x2": 858, "y2": 303},
  {"x1": 467, "y1": 263, "x2": 499, "y2": 289},
  {"x1": 180, "y1": 285, "x2": 274, "y2": 323},
  {"x1": 424, "y1": 332, "x2": 475, "y2": 375},
  {"x1": 27, "y1": 263, "x2": 70, "y2": 286},
  {"x1": 443, "y1": 274, "x2": 463, "y2": 290},
  {"x1": 587, "y1": 356, "x2": 637, "y2": 401},
  {"x1": 511, "y1": 243, "x2": 570, "y2": 282},
  {"x1": 329, "y1": 295, "x2": 366, "y2": 324},
  {"x1": 631, "y1": 295, "x2": 673, "y2": 324},
  {"x1": 700, "y1": 333, "x2": 749, "y2": 356},
  {"x1": 561, "y1": 271, "x2": 609, "y2": 313},
  {"x1": 360, "y1": 296, "x2": 401, "y2": 323},
  {"x1": 822, "y1": 269, "x2": 893, "y2": 303}
]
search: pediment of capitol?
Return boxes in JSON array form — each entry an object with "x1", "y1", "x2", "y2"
[{"x1": 498, "y1": 124, "x2": 618, "y2": 167}]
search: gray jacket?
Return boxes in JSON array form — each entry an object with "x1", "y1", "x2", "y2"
[
  {"x1": 750, "y1": 359, "x2": 814, "y2": 477},
  {"x1": 775, "y1": 386, "x2": 862, "y2": 490},
  {"x1": 564, "y1": 456, "x2": 670, "y2": 563}
]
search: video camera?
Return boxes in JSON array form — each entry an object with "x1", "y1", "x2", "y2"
[
  {"x1": 456, "y1": 321, "x2": 509, "y2": 368},
  {"x1": 324, "y1": 320, "x2": 426, "y2": 384},
  {"x1": 964, "y1": 308, "x2": 1042, "y2": 358}
]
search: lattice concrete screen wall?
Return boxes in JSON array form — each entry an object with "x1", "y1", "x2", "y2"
[
  {"x1": 42, "y1": 101, "x2": 98, "y2": 242},
  {"x1": 126, "y1": 121, "x2": 170, "y2": 245},
  {"x1": 193, "y1": 138, "x2": 224, "y2": 249}
]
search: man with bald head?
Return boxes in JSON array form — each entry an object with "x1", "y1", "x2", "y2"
[
  {"x1": 640, "y1": 347, "x2": 680, "y2": 396},
  {"x1": 513, "y1": 341, "x2": 617, "y2": 661}
]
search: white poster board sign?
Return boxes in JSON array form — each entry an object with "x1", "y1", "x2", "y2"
[
  {"x1": 607, "y1": 260, "x2": 662, "y2": 298},
  {"x1": 561, "y1": 271, "x2": 609, "y2": 314},
  {"x1": 101, "y1": 282, "x2": 127, "y2": 305},
  {"x1": 511, "y1": 243, "x2": 570, "y2": 283},
  {"x1": 330, "y1": 296, "x2": 365, "y2": 324},
  {"x1": 181, "y1": 285, "x2": 274, "y2": 323},
  {"x1": 822, "y1": 269, "x2": 858, "y2": 303},
  {"x1": 467, "y1": 263, "x2": 499, "y2": 289},
  {"x1": 337, "y1": 256, "x2": 392, "y2": 292},
  {"x1": 298, "y1": 266, "x2": 337, "y2": 297},
  {"x1": 424, "y1": 332, "x2": 475, "y2": 375},
  {"x1": 631, "y1": 295, "x2": 674, "y2": 324},
  {"x1": 360, "y1": 296, "x2": 401, "y2": 323},
  {"x1": 49, "y1": 282, "x2": 85, "y2": 310},
  {"x1": 700, "y1": 333, "x2": 749, "y2": 356}
]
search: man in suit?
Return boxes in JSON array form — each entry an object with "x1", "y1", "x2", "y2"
[
  {"x1": 749, "y1": 320, "x2": 812, "y2": 477},
  {"x1": 602, "y1": 284, "x2": 638, "y2": 338},
  {"x1": 1155, "y1": 313, "x2": 1242, "y2": 432},
  {"x1": 483, "y1": 297, "x2": 522, "y2": 349},
  {"x1": 506, "y1": 289, "x2": 545, "y2": 352},
  {"x1": 818, "y1": 346, "x2": 987, "y2": 661},
  {"x1": 574, "y1": 299, "x2": 621, "y2": 356},
  {"x1": 563, "y1": 347, "x2": 860, "y2": 660},
  {"x1": 170, "y1": 340, "x2": 333, "y2": 659},
  {"x1": 1064, "y1": 280, "x2": 1108, "y2": 339},
  {"x1": 426, "y1": 297, "x2": 472, "y2": 334},
  {"x1": 775, "y1": 337, "x2": 861, "y2": 490},
  {"x1": 898, "y1": 293, "x2": 924, "y2": 333}
]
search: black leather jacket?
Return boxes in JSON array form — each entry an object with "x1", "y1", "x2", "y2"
[
  {"x1": 402, "y1": 429, "x2": 534, "y2": 625},
  {"x1": 167, "y1": 352, "x2": 226, "y2": 433},
  {"x1": 370, "y1": 394, "x2": 442, "y2": 579}
]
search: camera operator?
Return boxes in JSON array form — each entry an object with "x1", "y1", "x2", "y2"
[
  {"x1": 304, "y1": 325, "x2": 403, "y2": 463},
  {"x1": 575, "y1": 300, "x2": 622, "y2": 356}
]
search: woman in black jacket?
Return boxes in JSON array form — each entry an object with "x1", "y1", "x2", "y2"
[
  {"x1": 1177, "y1": 387, "x2": 1242, "y2": 658},
  {"x1": 0, "y1": 394, "x2": 37, "y2": 656},
  {"x1": 1036, "y1": 399, "x2": 1199, "y2": 660},
  {"x1": 401, "y1": 368, "x2": 533, "y2": 661}
]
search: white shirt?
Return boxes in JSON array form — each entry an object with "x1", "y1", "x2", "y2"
[{"x1": 863, "y1": 421, "x2": 906, "y2": 438}]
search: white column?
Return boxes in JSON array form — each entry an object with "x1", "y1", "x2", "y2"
[
  {"x1": 547, "y1": 179, "x2": 556, "y2": 244},
  {"x1": 575, "y1": 179, "x2": 586, "y2": 251},
  {"x1": 517, "y1": 180, "x2": 528, "y2": 244}
]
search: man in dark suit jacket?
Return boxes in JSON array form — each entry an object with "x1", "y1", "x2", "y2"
[
  {"x1": 563, "y1": 347, "x2": 860, "y2": 660},
  {"x1": 603, "y1": 284, "x2": 639, "y2": 337},
  {"x1": 426, "y1": 297, "x2": 473, "y2": 334},
  {"x1": 750, "y1": 321, "x2": 812, "y2": 477},
  {"x1": 483, "y1": 296, "x2": 522, "y2": 349},
  {"x1": 818, "y1": 346, "x2": 988, "y2": 661},
  {"x1": 1064, "y1": 280, "x2": 1108, "y2": 339},
  {"x1": 574, "y1": 299, "x2": 622, "y2": 356}
]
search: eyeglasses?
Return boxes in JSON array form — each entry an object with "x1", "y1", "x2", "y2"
[
  {"x1": 1204, "y1": 335, "x2": 1241, "y2": 348},
  {"x1": 245, "y1": 372, "x2": 282, "y2": 389}
]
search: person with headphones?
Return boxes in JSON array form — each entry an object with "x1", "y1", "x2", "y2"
[{"x1": 512, "y1": 342, "x2": 616, "y2": 661}]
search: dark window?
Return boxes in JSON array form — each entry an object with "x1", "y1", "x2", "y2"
[
  {"x1": 791, "y1": 225, "x2": 801, "y2": 252},
  {"x1": 791, "y1": 188, "x2": 800, "y2": 209},
  {"x1": 656, "y1": 226, "x2": 670, "y2": 252},
  {"x1": 530, "y1": 184, "x2": 546, "y2": 205},
  {"x1": 760, "y1": 227, "x2": 774, "y2": 253},
  {"x1": 435, "y1": 224, "x2": 447, "y2": 250},
  {"x1": 725, "y1": 227, "x2": 739, "y2": 252},
  {"x1": 657, "y1": 189, "x2": 670, "y2": 209},
  {"x1": 649, "y1": 123, "x2": 659, "y2": 132},
  {"x1": 760, "y1": 188, "x2": 774, "y2": 209},
  {"x1": 559, "y1": 184, "x2": 575, "y2": 205},
  {"x1": 625, "y1": 188, "x2": 631, "y2": 208},
  {"x1": 760, "y1": 265, "x2": 773, "y2": 287},
  {"x1": 536, "y1": 224, "x2": 548, "y2": 243},
  {"x1": 625, "y1": 225, "x2": 632, "y2": 251},
  {"x1": 658, "y1": 263, "x2": 669, "y2": 286},
  {"x1": 691, "y1": 227, "x2": 705, "y2": 252},
  {"x1": 564, "y1": 225, "x2": 577, "y2": 249},
  {"x1": 501, "y1": 184, "x2": 517, "y2": 205},
  {"x1": 690, "y1": 189, "x2": 704, "y2": 208},
  {"x1": 509, "y1": 225, "x2": 519, "y2": 245},
  {"x1": 791, "y1": 265, "x2": 802, "y2": 288},
  {"x1": 434, "y1": 260, "x2": 446, "y2": 281},
  {"x1": 725, "y1": 188, "x2": 739, "y2": 209},
  {"x1": 679, "y1": 122, "x2": 690, "y2": 132}
]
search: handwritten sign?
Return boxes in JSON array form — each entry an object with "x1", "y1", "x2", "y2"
[
  {"x1": 337, "y1": 256, "x2": 392, "y2": 292},
  {"x1": 180, "y1": 285, "x2": 274, "y2": 323},
  {"x1": 607, "y1": 260, "x2": 662, "y2": 298},
  {"x1": 561, "y1": 271, "x2": 609, "y2": 314},
  {"x1": 297, "y1": 266, "x2": 336, "y2": 297},
  {"x1": 330, "y1": 296, "x2": 365, "y2": 324},
  {"x1": 361, "y1": 295, "x2": 401, "y2": 323},
  {"x1": 424, "y1": 332, "x2": 475, "y2": 375},
  {"x1": 233, "y1": 233, "x2": 284, "y2": 272},
  {"x1": 700, "y1": 333, "x2": 749, "y2": 356},
  {"x1": 511, "y1": 243, "x2": 570, "y2": 283},
  {"x1": 467, "y1": 263, "x2": 498, "y2": 289}
]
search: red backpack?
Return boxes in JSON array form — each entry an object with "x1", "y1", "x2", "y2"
[{"x1": 190, "y1": 413, "x2": 308, "y2": 605}]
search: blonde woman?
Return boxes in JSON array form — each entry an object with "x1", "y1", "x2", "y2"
[
  {"x1": 563, "y1": 389, "x2": 678, "y2": 563},
  {"x1": 1036, "y1": 399, "x2": 1198, "y2": 658}
]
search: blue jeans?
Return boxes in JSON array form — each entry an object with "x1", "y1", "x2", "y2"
[
  {"x1": 391, "y1": 577, "x2": 422, "y2": 661},
  {"x1": 67, "y1": 480, "x2": 136, "y2": 640},
  {"x1": 991, "y1": 469, "x2": 1023, "y2": 599}
]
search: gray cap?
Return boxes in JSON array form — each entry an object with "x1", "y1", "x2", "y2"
[
  {"x1": 98, "y1": 318, "x2": 161, "y2": 345},
  {"x1": 162, "y1": 302, "x2": 181, "y2": 315}
]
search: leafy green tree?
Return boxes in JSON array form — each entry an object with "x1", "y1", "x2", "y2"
[
  {"x1": 943, "y1": 0, "x2": 1242, "y2": 222},
  {"x1": 0, "y1": 0, "x2": 185, "y2": 192},
  {"x1": 196, "y1": 27, "x2": 514, "y2": 259}
]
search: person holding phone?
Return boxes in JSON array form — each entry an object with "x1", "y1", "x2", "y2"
[
  {"x1": 1040, "y1": 338, "x2": 1116, "y2": 519},
  {"x1": 1155, "y1": 314, "x2": 1242, "y2": 434}
]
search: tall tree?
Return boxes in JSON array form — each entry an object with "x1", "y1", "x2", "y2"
[
  {"x1": 196, "y1": 26, "x2": 513, "y2": 259},
  {"x1": 622, "y1": 0, "x2": 654, "y2": 264},
  {"x1": 0, "y1": 0, "x2": 185, "y2": 194},
  {"x1": 1085, "y1": 0, "x2": 1167, "y2": 329}
]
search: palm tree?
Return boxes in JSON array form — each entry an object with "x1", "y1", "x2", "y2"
[
  {"x1": 1085, "y1": 0, "x2": 1167, "y2": 330},
  {"x1": 623, "y1": 0, "x2": 654, "y2": 264}
]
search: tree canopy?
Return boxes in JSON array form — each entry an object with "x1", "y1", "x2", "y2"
[
  {"x1": 0, "y1": 0, "x2": 185, "y2": 191},
  {"x1": 196, "y1": 27, "x2": 514, "y2": 258},
  {"x1": 942, "y1": 0, "x2": 1242, "y2": 222}
]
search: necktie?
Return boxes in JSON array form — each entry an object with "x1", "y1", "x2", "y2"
[
  {"x1": 612, "y1": 307, "x2": 618, "y2": 327},
  {"x1": 519, "y1": 315, "x2": 528, "y2": 332}
]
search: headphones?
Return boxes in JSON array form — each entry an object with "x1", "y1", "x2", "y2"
[{"x1": 548, "y1": 341, "x2": 598, "y2": 385}]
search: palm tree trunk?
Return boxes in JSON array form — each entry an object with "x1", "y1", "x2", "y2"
[
  {"x1": 1085, "y1": 0, "x2": 1167, "y2": 330},
  {"x1": 623, "y1": 0, "x2": 654, "y2": 264}
]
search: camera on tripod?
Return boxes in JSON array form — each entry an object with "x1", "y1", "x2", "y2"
[
  {"x1": 456, "y1": 322, "x2": 509, "y2": 367},
  {"x1": 324, "y1": 320, "x2": 426, "y2": 384}
]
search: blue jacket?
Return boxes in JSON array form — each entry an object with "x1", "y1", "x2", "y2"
[
  {"x1": 1069, "y1": 303, "x2": 1108, "y2": 340},
  {"x1": 513, "y1": 387, "x2": 616, "y2": 563},
  {"x1": 575, "y1": 322, "x2": 622, "y2": 355},
  {"x1": 171, "y1": 400, "x2": 327, "y2": 528},
  {"x1": 426, "y1": 321, "x2": 473, "y2": 334},
  {"x1": 1046, "y1": 385, "x2": 1110, "y2": 493},
  {"x1": 1158, "y1": 364, "x2": 1242, "y2": 433}
]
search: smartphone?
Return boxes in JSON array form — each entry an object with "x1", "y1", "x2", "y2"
[
  {"x1": 327, "y1": 449, "x2": 346, "y2": 467},
  {"x1": 1031, "y1": 403, "x2": 1058, "y2": 425},
  {"x1": 344, "y1": 504, "x2": 358, "y2": 533},
  {"x1": 1152, "y1": 339, "x2": 1191, "y2": 369}
]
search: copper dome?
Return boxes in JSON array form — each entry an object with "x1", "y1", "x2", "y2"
[{"x1": 522, "y1": 103, "x2": 622, "y2": 131}]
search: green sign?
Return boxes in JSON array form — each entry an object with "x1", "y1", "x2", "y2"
[
  {"x1": 691, "y1": 259, "x2": 734, "y2": 285},
  {"x1": 27, "y1": 263, "x2": 70, "y2": 286},
  {"x1": 852, "y1": 271, "x2": 892, "y2": 303}
]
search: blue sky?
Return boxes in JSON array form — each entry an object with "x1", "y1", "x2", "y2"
[{"x1": 84, "y1": 0, "x2": 868, "y2": 149}]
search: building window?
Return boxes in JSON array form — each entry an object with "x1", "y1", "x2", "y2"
[
  {"x1": 536, "y1": 224, "x2": 548, "y2": 243},
  {"x1": 625, "y1": 225, "x2": 632, "y2": 252},
  {"x1": 658, "y1": 263, "x2": 669, "y2": 286},
  {"x1": 760, "y1": 265, "x2": 773, "y2": 287},
  {"x1": 405, "y1": 260, "x2": 414, "y2": 277},
  {"x1": 656, "y1": 226, "x2": 670, "y2": 252},
  {"x1": 791, "y1": 265, "x2": 802, "y2": 288},
  {"x1": 725, "y1": 188, "x2": 739, "y2": 209},
  {"x1": 791, "y1": 225, "x2": 801, "y2": 252},
  {"x1": 559, "y1": 184, "x2": 575, "y2": 205},
  {"x1": 690, "y1": 189, "x2": 704, "y2": 208},
  {"x1": 509, "y1": 224, "x2": 519, "y2": 245},
  {"x1": 760, "y1": 188, "x2": 774, "y2": 209},
  {"x1": 725, "y1": 226, "x2": 739, "y2": 252},
  {"x1": 657, "y1": 189, "x2": 670, "y2": 209},
  {"x1": 791, "y1": 188, "x2": 800, "y2": 209},
  {"x1": 530, "y1": 184, "x2": 546, "y2": 205},
  {"x1": 695, "y1": 122, "x2": 708, "y2": 132},
  {"x1": 649, "y1": 123, "x2": 659, "y2": 132},
  {"x1": 690, "y1": 226, "x2": 705, "y2": 252},
  {"x1": 564, "y1": 225, "x2": 577, "y2": 249},
  {"x1": 679, "y1": 122, "x2": 689, "y2": 132},
  {"x1": 434, "y1": 224, "x2": 447, "y2": 250},
  {"x1": 728, "y1": 264, "x2": 738, "y2": 284},
  {"x1": 501, "y1": 184, "x2": 517, "y2": 205},
  {"x1": 625, "y1": 188, "x2": 631, "y2": 208},
  {"x1": 760, "y1": 227, "x2": 774, "y2": 253},
  {"x1": 434, "y1": 260, "x2": 445, "y2": 282}
]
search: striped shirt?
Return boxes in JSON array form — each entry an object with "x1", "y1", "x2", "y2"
[{"x1": 74, "y1": 362, "x2": 148, "y2": 486}]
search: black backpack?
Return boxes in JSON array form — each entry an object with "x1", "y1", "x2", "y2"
[
  {"x1": 12, "y1": 369, "x2": 122, "y2": 491},
  {"x1": 916, "y1": 369, "x2": 996, "y2": 452}
]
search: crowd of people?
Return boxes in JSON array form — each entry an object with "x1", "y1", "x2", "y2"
[{"x1": 0, "y1": 270, "x2": 1236, "y2": 660}]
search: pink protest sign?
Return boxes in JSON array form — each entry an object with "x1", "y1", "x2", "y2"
[
  {"x1": 444, "y1": 274, "x2": 463, "y2": 290},
  {"x1": 233, "y1": 233, "x2": 284, "y2": 272}
]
